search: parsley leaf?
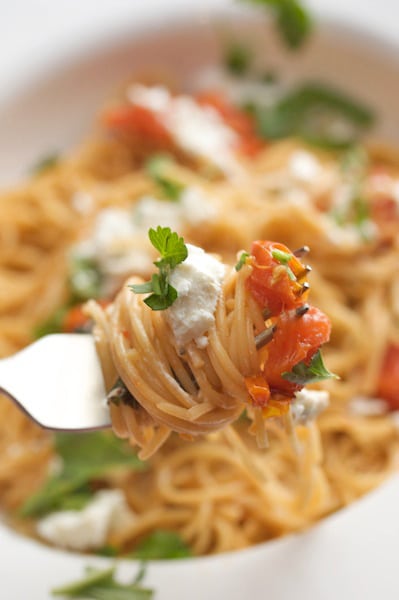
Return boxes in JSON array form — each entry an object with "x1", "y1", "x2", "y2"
[
  {"x1": 130, "y1": 227, "x2": 188, "y2": 311},
  {"x1": 282, "y1": 349, "x2": 338, "y2": 386},
  {"x1": 69, "y1": 256, "x2": 102, "y2": 301},
  {"x1": 52, "y1": 565, "x2": 153, "y2": 599},
  {"x1": 254, "y1": 82, "x2": 375, "y2": 149},
  {"x1": 20, "y1": 432, "x2": 144, "y2": 518},
  {"x1": 225, "y1": 43, "x2": 252, "y2": 75},
  {"x1": 240, "y1": 0, "x2": 312, "y2": 49},
  {"x1": 133, "y1": 530, "x2": 192, "y2": 560},
  {"x1": 146, "y1": 154, "x2": 185, "y2": 201},
  {"x1": 149, "y1": 227, "x2": 188, "y2": 268},
  {"x1": 235, "y1": 251, "x2": 250, "y2": 271},
  {"x1": 33, "y1": 307, "x2": 68, "y2": 339},
  {"x1": 31, "y1": 152, "x2": 60, "y2": 175}
]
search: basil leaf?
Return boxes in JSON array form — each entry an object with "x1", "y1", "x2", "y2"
[
  {"x1": 282, "y1": 349, "x2": 338, "y2": 386},
  {"x1": 20, "y1": 432, "x2": 144, "y2": 518},
  {"x1": 225, "y1": 43, "x2": 252, "y2": 75},
  {"x1": 146, "y1": 155, "x2": 185, "y2": 201},
  {"x1": 69, "y1": 256, "x2": 102, "y2": 301},
  {"x1": 52, "y1": 566, "x2": 154, "y2": 599},
  {"x1": 133, "y1": 530, "x2": 192, "y2": 560},
  {"x1": 254, "y1": 82, "x2": 375, "y2": 148},
  {"x1": 33, "y1": 307, "x2": 68, "y2": 339},
  {"x1": 31, "y1": 152, "x2": 59, "y2": 175},
  {"x1": 241, "y1": 0, "x2": 312, "y2": 49}
]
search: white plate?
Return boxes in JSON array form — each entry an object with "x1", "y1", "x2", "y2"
[{"x1": 1, "y1": 9, "x2": 399, "y2": 600}]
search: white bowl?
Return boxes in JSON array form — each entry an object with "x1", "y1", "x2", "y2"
[{"x1": 1, "y1": 10, "x2": 399, "y2": 600}]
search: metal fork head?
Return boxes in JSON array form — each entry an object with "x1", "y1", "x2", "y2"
[{"x1": 0, "y1": 334, "x2": 110, "y2": 431}]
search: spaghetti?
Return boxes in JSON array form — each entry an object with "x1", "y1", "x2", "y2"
[{"x1": 0, "y1": 80, "x2": 398, "y2": 557}]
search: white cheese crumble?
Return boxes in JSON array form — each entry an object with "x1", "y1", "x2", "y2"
[
  {"x1": 127, "y1": 83, "x2": 241, "y2": 176},
  {"x1": 291, "y1": 388, "x2": 329, "y2": 425},
  {"x1": 348, "y1": 396, "x2": 388, "y2": 417},
  {"x1": 36, "y1": 490, "x2": 134, "y2": 551},
  {"x1": 167, "y1": 244, "x2": 225, "y2": 348},
  {"x1": 289, "y1": 151, "x2": 322, "y2": 182},
  {"x1": 195, "y1": 66, "x2": 281, "y2": 109},
  {"x1": 134, "y1": 187, "x2": 216, "y2": 232},
  {"x1": 72, "y1": 188, "x2": 217, "y2": 296}
]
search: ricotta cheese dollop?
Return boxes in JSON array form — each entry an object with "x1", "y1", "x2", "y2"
[
  {"x1": 36, "y1": 489, "x2": 134, "y2": 551},
  {"x1": 291, "y1": 388, "x2": 330, "y2": 425},
  {"x1": 167, "y1": 244, "x2": 225, "y2": 349}
]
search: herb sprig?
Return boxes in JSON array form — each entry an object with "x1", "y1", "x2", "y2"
[
  {"x1": 146, "y1": 155, "x2": 185, "y2": 201},
  {"x1": 132, "y1": 530, "x2": 192, "y2": 560},
  {"x1": 271, "y1": 248, "x2": 296, "y2": 281},
  {"x1": 254, "y1": 82, "x2": 374, "y2": 149},
  {"x1": 20, "y1": 432, "x2": 143, "y2": 518},
  {"x1": 241, "y1": 0, "x2": 312, "y2": 49},
  {"x1": 130, "y1": 227, "x2": 188, "y2": 311},
  {"x1": 52, "y1": 565, "x2": 153, "y2": 599},
  {"x1": 282, "y1": 349, "x2": 338, "y2": 386}
]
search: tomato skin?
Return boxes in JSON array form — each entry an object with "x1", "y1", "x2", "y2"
[
  {"x1": 62, "y1": 300, "x2": 109, "y2": 333},
  {"x1": 376, "y1": 344, "x2": 399, "y2": 410},
  {"x1": 103, "y1": 105, "x2": 173, "y2": 147},
  {"x1": 247, "y1": 240, "x2": 308, "y2": 315},
  {"x1": 196, "y1": 91, "x2": 264, "y2": 157},
  {"x1": 62, "y1": 305, "x2": 89, "y2": 333},
  {"x1": 245, "y1": 375, "x2": 271, "y2": 408},
  {"x1": 261, "y1": 306, "x2": 332, "y2": 395}
]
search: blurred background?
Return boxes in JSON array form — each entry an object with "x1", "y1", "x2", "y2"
[{"x1": 0, "y1": 0, "x2": 398, "y2": 105}]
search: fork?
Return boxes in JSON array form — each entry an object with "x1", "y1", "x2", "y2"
[{"x1": 0, "y1": 334, "x2": 111, "y2": 431}]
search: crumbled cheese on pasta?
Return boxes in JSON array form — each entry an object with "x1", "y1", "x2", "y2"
[
  {"x1": 167, "y1": 244, "x2": 225, "y2": 348},
  {"x1": 289, "y1": 151, "x2": 322, "y2": 182},
  {"x1": 36, "y1": 490, "x2": 134, "y2": 551},
  {"x1": 128, "y1": 83, "x2": 241, "y2": 176},
  {"x1": 134, "y1": 187, "x2": 216, "y2": 231},
  {"x1": 72, "y1": 190, "x2": 217, "y2": 296},
  {"x1": 348, "y1": 396, "x2": 388, "y2": 417},
  {"x1": 291, "y1": 388, "x2": 329, "y2": 424}
]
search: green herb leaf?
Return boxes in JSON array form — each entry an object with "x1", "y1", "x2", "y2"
[
  {"x1": 240, "y1": 0, "x2": 312, "y2": 49},
  {"x1": 20, "y1": 432, "x2": 144, "y2": 518},
  {"x1": 146, "y1": 155, "x2": 185, "y2": 201},
  {"x1": 133, "y1": 530, "x2": 192, "y2": 560},
  {"x1": 144, "y1": 285, "x2": 177, "y2": 310},
  {"x1": 33, "y1": 307, "x2": 68, "y2": 339},
  {"x1": 225, "y1": 43, "x2": 252, "y2": 75},
  {"x1": 69, "y1": 256, "x2": 102, "y2": 301},
  {"x1": 271, "y1": 248, "x2": 292, "y2": 264},
  {"x1": 130, "y1": 281, "x2": 154, "y2": 294},
  {"x1": 52, "y1": 565, "x2": 154, "y2": 599},
  {"x1": 235, "y1": 251, "x2": 250, "y2": 271},
  {"x1": 271, "y1": 248, "x2": 296, "y2": 280},
  {"x1": 282, "y1": 349, "x2": 339, "y2": 386},
  {"x1": 131, "y1": 227, "x2": 187, "y2": 311},
  {"x1": 254, "y1": 82, "x2": 375, "y2": 148},
  {"x1": 31, "y1": 152, "x2": 59, "y2": 175},
  {"x1": 149, "y1": 226, "x2": 188, "y2": 269}
]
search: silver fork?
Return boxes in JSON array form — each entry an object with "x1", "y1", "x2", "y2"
[{"x1": 0, "y1": 334, "x2": 111, "y2": 431}]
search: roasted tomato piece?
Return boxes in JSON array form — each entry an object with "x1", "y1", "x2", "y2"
[
  {"x1": 103, "y1": 105, "x2": 173, "y2": 148},
  {"x1": 376, "y1": 344, "x2": 399, "y2": 410},
  {"x1": 196, "y1": 91, "x2": 264, "y2": 157},
  {"x1": 247, "y1": 240, "x2": 309, "y2": 315},
  {"x1": 261, "y1": 306, "x2": 332, "y2": 396}
]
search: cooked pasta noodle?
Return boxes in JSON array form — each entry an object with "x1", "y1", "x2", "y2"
[{"x1": 0, "y1": 79, "x2": 398, "y2": 556}]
